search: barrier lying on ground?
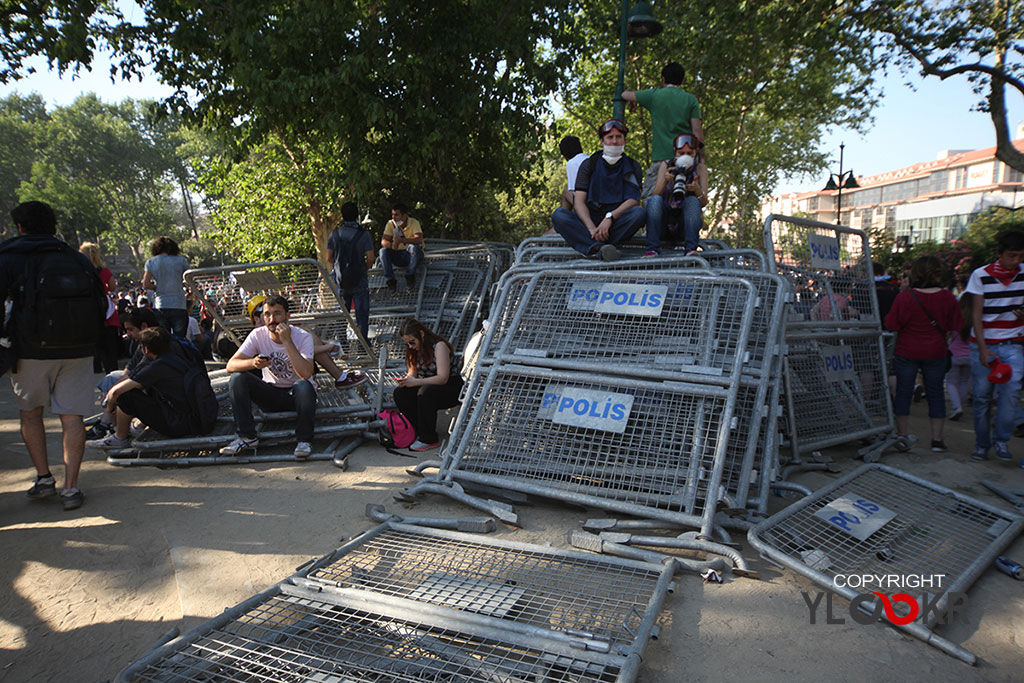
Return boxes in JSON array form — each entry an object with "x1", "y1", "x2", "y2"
[
  {"x1": 748, "y1": 463, "x2": 1024, "y2": 664},
  {"x1": 116, "y1": 522, "x2": 675, "y2": 683},
  {"x1": 763, "y1": 215, "x2": 897, "y2": 462}
]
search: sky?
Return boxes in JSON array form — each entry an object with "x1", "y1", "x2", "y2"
[{"x1": 2, "y1": 49, "x2": 1021, "y2": 199}]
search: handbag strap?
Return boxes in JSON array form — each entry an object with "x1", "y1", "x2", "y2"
[{"x1": 908, "y1": 289, "x2": 946, "y2": 337}]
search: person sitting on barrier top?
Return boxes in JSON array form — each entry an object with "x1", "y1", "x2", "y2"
[
  {"x1": 644, "y1": 133, "x2": 708, "y2": 256},
  {"x1": 550, "y1": 119, "x2": 649, "y2": 262},
  {"x1": 394, "y1": 318, "x2": 465, "y2": 452},
  {"x1": 221, "y1": 295, "x2": 318, "y2": 459},
  {"x1": 214, "y1": 295, "x2": 366, "y2": 388},
  {"x1": 558, "y1": 135, "x2": 589, "y2": 212},
  {"x1": 86, "y1": 327, "x2": 198, "y2": 449},
  {"x1": 379, "y1": 202, "x2": 424, "y2": 292}
]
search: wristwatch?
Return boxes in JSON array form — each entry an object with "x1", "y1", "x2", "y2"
[{"x1": 604, "y1": 212, "x2": 614, "y2": 220}]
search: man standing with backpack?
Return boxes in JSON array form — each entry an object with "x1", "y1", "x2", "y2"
[
  {"x1": 0, "y1": 201, "x2": 107, "y2": 511},
  {"x1": 326, "y1": 201, "x2": 374, "y2": 340}
]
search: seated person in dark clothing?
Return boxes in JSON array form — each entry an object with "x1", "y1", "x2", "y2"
[
  {"x1": 197, "y1": 316, "x2": 215, "y2": 360},
  {"x1": 86, "y1": 327, "x2": 193, "y2": 448}
]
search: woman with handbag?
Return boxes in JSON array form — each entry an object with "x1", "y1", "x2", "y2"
[
  {"x1": 884, "y1": 255, "x2": 963, "y2": 452},
  {"x1": 394, "y1": 318, "x2": 464, "y2": 452}
]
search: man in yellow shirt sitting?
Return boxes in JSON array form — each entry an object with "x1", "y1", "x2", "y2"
[{"x1": 379, "y1": 202, "x2": 424, "y2": 291}]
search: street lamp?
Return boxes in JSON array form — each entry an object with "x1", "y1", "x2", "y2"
[
  {"x1": 823, "y1": 142, "x2": 859, "y2": 225},
  {"x1": 612, "y1": 1, "x2": 663, "y2": 120}
]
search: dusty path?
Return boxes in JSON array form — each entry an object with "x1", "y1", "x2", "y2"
[{"x1": 1, "y1": 385, "x2": 1022, "y2": 682}]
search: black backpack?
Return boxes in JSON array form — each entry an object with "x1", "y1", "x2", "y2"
[
  {"x1": 334, "y1": 222, "x2": 368, "y2": 291},
  {"x1": 2, "y1": 238, "x2": 107, "y2": 358},
  {"x1": 159, "y1": 340, "x2": 220, "y2": 435}
]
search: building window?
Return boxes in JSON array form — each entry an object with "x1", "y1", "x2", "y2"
[{"x1": 807, "y1": 196, "x2": 818, "y2": 211}]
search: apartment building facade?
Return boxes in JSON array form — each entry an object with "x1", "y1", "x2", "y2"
[{"x1": 762, "y1": 138, "x2": 1024, "y2": 246}]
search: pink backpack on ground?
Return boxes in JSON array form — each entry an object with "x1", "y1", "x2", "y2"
[{"x1": 378, "y1": 409, "x2": 415, "y2": 450}]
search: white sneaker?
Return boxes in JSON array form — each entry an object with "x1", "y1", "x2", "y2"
[
  {"x1": 86, "y1": 433, "x2": 131, "y2": 450},
  {"x1": 409, "y1": 439, "x2": 440, "y2": 452},
  {"x1": 294, "y1": 441, "x2": 312, "y2": 459},
  {"x1": 129, "y1": 419, "x2": 145, "y2": 438},
  {"x1": 220, "y1": 436, "x2": 259, "y2": 455}
]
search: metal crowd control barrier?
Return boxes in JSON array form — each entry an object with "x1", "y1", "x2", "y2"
[
  {"x1": 763, "y1": 214, "x2": 896, "y2": 462},
  {"x1": 514, "y1": 234, "x2": 727, "y2": 262},
  {"x1": 185, "y1": 258, "x2": 374, "y2": 364},
  {"x1": 748, "y1": 464, "x2": 1024, "y2": 664},
  {"x1": 520, "y1": 241, "x2": 723, "y2": 265},
  {"x1": 105, "y1": 371, "x2": 384, "y2": 468},
  {"x1": 117, "y1": 522, "x2": 674, "y2": 683}
]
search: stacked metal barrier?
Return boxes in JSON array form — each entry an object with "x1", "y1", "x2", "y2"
[
  {"x1": 401, "y1": 242, "x2": 792, "y2": 534},
  {"x1": 763, "y1": 215, "x2": 897, "y2": 462},
  {"x1": 116, "y1": 522, "x2": 675, "y2": 682}
]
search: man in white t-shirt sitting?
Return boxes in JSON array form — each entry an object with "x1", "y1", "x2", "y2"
[{"x1": 220, "y1": 294, "x2": 317, "y2": 458}]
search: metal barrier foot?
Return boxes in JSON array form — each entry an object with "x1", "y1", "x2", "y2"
[
  {"x1": 331, "y1": 435, "x2": 365, "y2": 470},
  {"x1": 364, "y1": 504, "x2": 496, "y2": 533},
  {"x1": 595, "y1": 532, "x2": 758, "y2": 579},
  {"x1": 395, "y1": 480, "x2": 519, "y2": 526},
  {"x1": 569, "y1": 531, "x2": 729, "y2": 577},
  {"x1": 406, "y1": 460, "x2": 442, "y2": 477}
]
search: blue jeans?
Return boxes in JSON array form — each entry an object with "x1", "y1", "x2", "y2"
[
  {"x1": 343, "y1": 283, "x2": 370, "y2": 339},
  {"x1": 970, "y1": 341, "x2": 1024, "y2": 449},
  {"x1": 892, "y1": 355, "x2": 946, "y2": 418},
  {"x1": 156, "y1": 308, "x2": 189, "y2": 338},
  {"x1": 644, "y1": 194, "x2": 701, "y2": 252},
  {"x1": 550, "y1": 206, "x2": 646, "y2": 256},
  {"x1": 379, "y1": 244, "x2": 423, "y2": 281},
  {"x1": 228, "y1": 372, "x2": 317, "y2": 442}
]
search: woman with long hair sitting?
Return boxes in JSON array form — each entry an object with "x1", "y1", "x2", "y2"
[{"x1": 395, "y1": 318, "x2": 464, "y2": 451}]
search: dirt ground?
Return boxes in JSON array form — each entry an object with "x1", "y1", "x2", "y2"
[{"x1": 1, "y1": 381, "x2": 1023, "y2": 682}]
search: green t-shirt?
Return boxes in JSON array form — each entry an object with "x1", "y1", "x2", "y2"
[{"x1": 634, "y1": 86, "x2": 701, "y2": 162}]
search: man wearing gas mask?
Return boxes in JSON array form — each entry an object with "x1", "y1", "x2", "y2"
[
  {"x1": 549, "y1": 119, "x2": 649, "y2": 261},
  {"x1": 643, "y1": 134, "x2": 708, "y2": 255}
]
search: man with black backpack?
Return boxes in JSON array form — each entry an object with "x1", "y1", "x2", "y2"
[
  {"x1": 0, "y1": 201, "x2": 108, "y2": 511},
  {"x1": 85, "y1": 326, "x2": 217, "y2": 448},
  {"x1": 326, "y1": 201, "x2": 373, "y2": 340}
]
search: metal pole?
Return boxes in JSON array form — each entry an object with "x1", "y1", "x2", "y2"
[
  {"x1": 836, "y1": 142, "x2": 845, "y2": 224},
  {"x1": 612, "y1": 0, "x2": 629, "y2": 120}
]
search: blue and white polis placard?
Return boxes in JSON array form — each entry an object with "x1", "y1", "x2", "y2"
[
  {"x1": 812, "y1": 492, "x2": 896, "y2": 541},
  {"x1": 538, "y1": 384, "x2": 634, "y2": 434},
  {"x1": 566, "y1": 281, "x2": 668, "y2": 317},
  {"x1": 821, "y1": 344, "x2": 856, "y2": 382},
  {"x1": 808, "y1": 233, "x2": 841, "y2": 270}
]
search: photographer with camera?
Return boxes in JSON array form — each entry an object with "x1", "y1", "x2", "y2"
[{"x1": 644, "y1": 133, "x2": 708, "y2": 256}]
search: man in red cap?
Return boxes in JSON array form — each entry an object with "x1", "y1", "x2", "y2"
[
  {"x1": 550, "y1": 119, "x2": 650, "y2": 261},
  {"x1": 965, "y1": 229, "x2": 1024, "y2": 462}
]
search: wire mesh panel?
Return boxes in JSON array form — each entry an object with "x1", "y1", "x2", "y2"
[
  {"x1": 763, "y1": 214, "x2": 879, "y2": 328},
  {"x1": 696, "y1": 249, "x2": 768, "y2": 272},
  {"x1": 748, "y1": 464, "x2": 1024, "y2": 662},
  {"x1": 784, "y1": 330, "x2": 891, "y2": 452},
  {"x1": 185, "y1": 259, "x2": 370, "y2": 358},
  {"x1": 440, "y1": 364, "x2": 737, "y2": 532},
  {"x1": 118, "y1": 522, "x2": 674, "y2": 683},
  {"x1": 482, "y1": 271, "x2": 755, "y2": 383},
  {"x1": 119, "y1": 590, "x2": 628, "y2": 683},
  {"x1": 301, "y1": 524, "x2": 667, "y2": 651}
]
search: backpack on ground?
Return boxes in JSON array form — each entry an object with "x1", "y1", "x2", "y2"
[
  {"x1": 335, "y1": 223, "x2": 368, "y2": 291},
  {"x1": 3, "y1": 240, "x2": 106, "y2": 358},
  {"x1": 377, "y1": 408, "x2": 415, "y2": 452},
  {"x1": 159, "y1": 341, "x2": 220, "y2": 435}
]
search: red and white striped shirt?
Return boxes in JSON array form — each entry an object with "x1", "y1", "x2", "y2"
[{"x1": 965, "y1": 262, "x2": 1024, "y2": 343}]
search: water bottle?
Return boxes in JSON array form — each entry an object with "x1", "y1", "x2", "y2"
[{"x1": 994, "y1": 556, "x2": 1024, "y2": 580}]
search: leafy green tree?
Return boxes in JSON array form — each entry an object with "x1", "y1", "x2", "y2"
[
  {"x1": 18, "y1": 95, "x2": 184, "y2": 268},
  {"x1": 0, "y1": 93, "x2": 49, "y2": 239},
  {"x1": 556, "y1": 0, "x2": 879, "y2": 241},
  {"x1": 852, "y1": 0, "x2": 1024, "y2": 173}
]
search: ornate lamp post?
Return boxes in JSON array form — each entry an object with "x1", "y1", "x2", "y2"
[
  {"x1": 612, "y1": 1, "x2": 662, "y2": 120},
  {"x1": 823, "y1": 142, "x2": 859, "y2": 225}
]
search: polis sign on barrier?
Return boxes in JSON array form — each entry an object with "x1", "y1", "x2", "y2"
[
  {"x1": 812, "y1": 492, "x2": 896, "y2": 541},
  {"x1": 538, "y1": 385, "x2": 634, "y2": 433},
  {"x1": 822, "y1": 344, "x2": 856, "y2": 382},
  {"x1": 567, "y1": 282, "x2": 668, "y2": 317},
  {"x1": 808, "y1": 233, "x2": 841, "y2": 270}
]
